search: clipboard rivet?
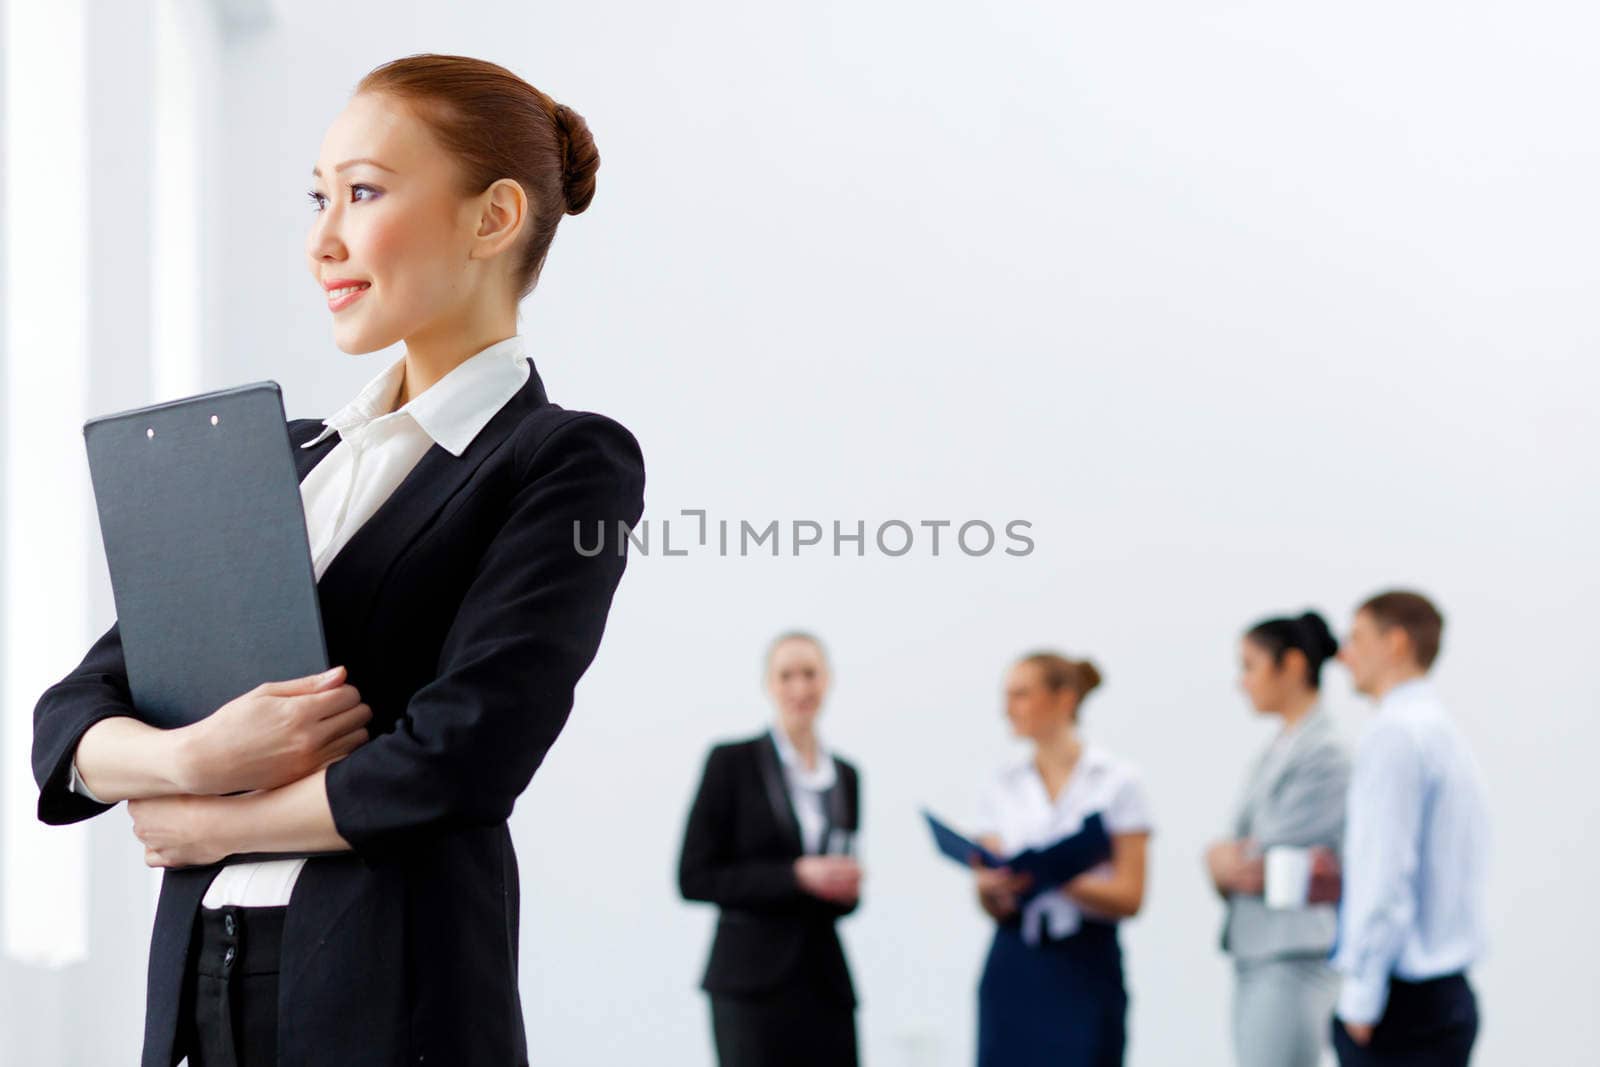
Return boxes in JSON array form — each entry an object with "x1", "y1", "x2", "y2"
[
  {"x1": 145, "y1": 427, "x2": 154, "y2": 439},
  {"x1": 210, "y1": 414, "x2": 219, "y2": 426}
]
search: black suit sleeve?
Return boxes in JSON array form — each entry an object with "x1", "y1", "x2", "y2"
[
  {"x1": 678, "y1": 746, "x2": 806, "y2": 910},
  {"x1": 31, "y1": 619, "x2": 136, "y2": 825},
  {"x1": 324, "y1": 412, "x2": 646, "y2": 859}
]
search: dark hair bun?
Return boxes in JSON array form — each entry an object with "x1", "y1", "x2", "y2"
[
  {"x1": 1245, "y1": 609, "x2": 1339, "y2": 689},
  {"x1": 1295, "y1": 611, "x2": 1339, "y2": 660},
  {"x1": 553, "y1": 103, "x2": 599, "y2": 216}
]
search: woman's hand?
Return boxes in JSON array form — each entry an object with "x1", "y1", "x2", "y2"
[
  {"x1": 1206, "y1": 838, "x2": 1264, "y2": 896},
  {"x1": 794, "y1": 856, "x2": 863, "y2": 904},
  {"x1": 971, "y1": 858, "x2": 1032, "y2": 920},
  {"x1": 173, "y1": 666, "x2": 371, "y2": 796},
  {"x1": 1064, "y1": 831, "x2": 1149, "y2": 918},
  {"x1": 128, "y1": 794, "x2": 232, "y2": 868}
]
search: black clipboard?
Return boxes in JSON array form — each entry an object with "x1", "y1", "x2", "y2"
[{"x1": 83, "y1": 380, "x2": 328, "y2": 731}]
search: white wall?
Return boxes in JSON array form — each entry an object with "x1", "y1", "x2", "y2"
[
  {"x1": 6, "y1": 1, "x2": 1597, "y2": 1063},
  {"x1": 1, "y1": 0, "x2": 222, "y2": 1061}
]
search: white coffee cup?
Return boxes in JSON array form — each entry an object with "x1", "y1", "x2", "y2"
[{"x1": 1264, "y1": 846, "x2": 1314, "y2": 909}]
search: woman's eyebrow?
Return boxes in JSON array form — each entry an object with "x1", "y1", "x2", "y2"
[{"x1": 310, "y1": 158, "x2": 397, "y2": 178}]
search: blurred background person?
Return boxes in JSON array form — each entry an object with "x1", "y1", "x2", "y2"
[
  {"x1": 970, "y1": 651, "x2": 1152, "y2": 1067},
  {"x1": 1330, "y1": 591, "x2": 1487, "y2": 1066},
  {"x1": 677, "y1": 631, "x2": 863, "y2": 1066},
  {"x1": 1206, "y1": 610, "x2": 1350, "y2": 1067}
]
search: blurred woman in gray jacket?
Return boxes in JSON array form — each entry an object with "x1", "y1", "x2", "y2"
[{"x1": 1206, "y1": 611, "x2": 1351, "y2": 1067}]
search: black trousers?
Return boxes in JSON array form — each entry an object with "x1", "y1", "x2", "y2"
[
  {"x1": 709, "y1": 991, "x2": 858, "y2": 1067},
  {"x1": 180, "y1": 904, "x2": 285, "y2": 1067},
  {"x1": 1332, "y1": 973, "x2": 1478, "y2": 1067}
]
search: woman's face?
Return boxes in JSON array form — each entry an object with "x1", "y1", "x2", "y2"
[
  {"x1": 306, "y1": 92, "x2": 489, "y2": 354},
  {"x1": 766, "y1": 639, "x2": 829, "y2": 730},
  {"x1": 1238, "y1": 637, "x2": 1294, "y2": 714},
  {"x1": 1004, "y1": 661, "x2": 1077, "y2": 741}
]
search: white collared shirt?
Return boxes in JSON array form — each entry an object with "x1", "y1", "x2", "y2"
[
  {"x1": 973, "y1": 744, "x2": 1152, "y2": 944},
  {"x1": 1332, "y1": 677, "x2": 1489, "y2": 1024},
  {"x1": 769, "y1": 724, "x2": 838, "y2": 855},
  {"x1": 70, "y1": 335, "x2": 532, "y2": 909}
]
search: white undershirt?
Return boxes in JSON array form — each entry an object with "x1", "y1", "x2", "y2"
[
  {"x1": 70, "y1": 335, "x2": 532, "y2": 908},
  {"x1": 768, "y1": 724, "x2": 837, "y2": 855}
]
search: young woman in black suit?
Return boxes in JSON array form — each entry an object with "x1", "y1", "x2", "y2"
[
  {"x1": 30, "y1": 55, "x2": 644, "y2": 1067},
  {"x1": 678, "y1": 631, "x2": 865, "y2": 1067}
]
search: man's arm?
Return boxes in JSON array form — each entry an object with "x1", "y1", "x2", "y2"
[{"x1": 1332, "y1": 721, "x2": 1424, "y2": 1025}]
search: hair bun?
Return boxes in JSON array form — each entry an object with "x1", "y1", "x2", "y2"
[
  {"x1": 552, "y1": 103, "x2": 599, "y2": 216},
  {"x1": 1297, "y1": 611, "x2": 1339, "y2": 659},
  {"x1": 1076, "y1": 659, "x2": 1103, "y2": 696}
]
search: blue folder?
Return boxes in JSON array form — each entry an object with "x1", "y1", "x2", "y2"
[{"x1": 923, "y1": 809, "x2": 1112, "y2": 898}]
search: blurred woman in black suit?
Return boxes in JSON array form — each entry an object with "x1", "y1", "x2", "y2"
[{"x1": 678, "y1": 631, "x2": 864, "y2": 1067}]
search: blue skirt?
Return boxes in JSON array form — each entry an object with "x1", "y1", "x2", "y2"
[{"x1": 977, "y1": 919, "x2": 1128, "y2": 1067}]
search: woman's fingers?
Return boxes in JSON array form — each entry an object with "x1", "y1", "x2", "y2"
[
  {"x1": 257, "y1": 665, "x2": 345, "y2": 697},
  {"x1": 296, "y1": 684, "x2": 364, "y2": 720},
  {"x1": 315, "y1": 703, "x2": 372, "y2": 744},
  {"x1": 318, "y1": 725, "x2": 370, "y2": 764}
]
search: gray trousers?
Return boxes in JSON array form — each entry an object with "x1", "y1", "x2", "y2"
[{"x1": 1233, "y1": 955, "x2": 1339, "y2": 1067}]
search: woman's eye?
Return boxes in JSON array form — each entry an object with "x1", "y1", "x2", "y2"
[{"x1": 306, "y1": 185, "x2": 380, "y2": 213}]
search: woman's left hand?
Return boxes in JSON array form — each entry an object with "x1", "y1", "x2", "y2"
[
  {"x1": 128, "y1": 794, "x2": 232, "y2": 868},
  {"x1": 1205, "y1": 838, "x2": 1264, "y2": 896}
]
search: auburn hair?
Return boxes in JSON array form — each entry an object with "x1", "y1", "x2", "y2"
[
  {"x1": 356, "y1": 53, "x2": 599, "y2": 299},
  {"x1": 1019, "y1": 651, "x2": 1103, "y2": 701}
]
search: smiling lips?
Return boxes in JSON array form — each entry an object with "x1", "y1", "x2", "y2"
[{"x1": 324, "y1": 280, "x2": 371, "y2": 312}]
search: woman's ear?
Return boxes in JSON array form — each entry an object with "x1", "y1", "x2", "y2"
[
  {"x1": 469, "y1": 177, "x2": 528, "y2": 259},
  {"x1": 1060, "y1": 689, "x2": 1082, "y2": 724},
  {"x1": 1280, "y1": 647, "x2": 1310, "y2": 686}
]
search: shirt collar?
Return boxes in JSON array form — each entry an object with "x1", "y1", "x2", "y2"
[
  {"x1": 1380, "y1": 675, "x2": 1435, "y2": 709},
  {"x1": 769, "y1": 724, "x2": 837, "y2": 791},
  {"x1": 1010, "y1": 742, "x2": 1113, "y2": 796},
  {"x1": 301, "y1": 334, "x2": 532, "y2": 457}
]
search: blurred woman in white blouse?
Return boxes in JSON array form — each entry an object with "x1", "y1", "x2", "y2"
[{"x1": 971, "y1": 651, "x2": 1152, "y2": 1067}]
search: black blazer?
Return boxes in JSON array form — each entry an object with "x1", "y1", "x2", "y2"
[
  {"x1": 31, "y1": 358, "x2": 645, "y2": 1067},
  {"x1": 677, "y1": 733, "x2": 861, "y2": 1006}
]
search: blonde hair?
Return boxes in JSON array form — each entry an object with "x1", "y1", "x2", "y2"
[{"x1": 764, "y1": 630, "x2": 828, "y2": 676}]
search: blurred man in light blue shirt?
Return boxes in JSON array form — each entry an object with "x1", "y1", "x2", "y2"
[{"x1": 1330, "y1": 590, "x2": 1487, "y2": 1066}]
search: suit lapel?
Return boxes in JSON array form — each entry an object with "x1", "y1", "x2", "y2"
[
  {"x1": 268, "y1": 360, "x2": 548, "y2": 1027},
  {"x1": 291, "y1": 357, "x2": 548, "y2": 646},
  {"x1": 1238, "y1": 708, "x2": 1331, "y2": 834},
  {"x1": 1263, "y1": 708, "x2": 1329, "y2": 793},
  {"x1": 755, "y1": 733, "x2": 805, "y2": 855},
  {"x1": 823, "y1": 758, "x2": 856, "y2": 853},
  {"x1": 1234, "y1": 744, "x2": 1274, "y2": 836}
]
